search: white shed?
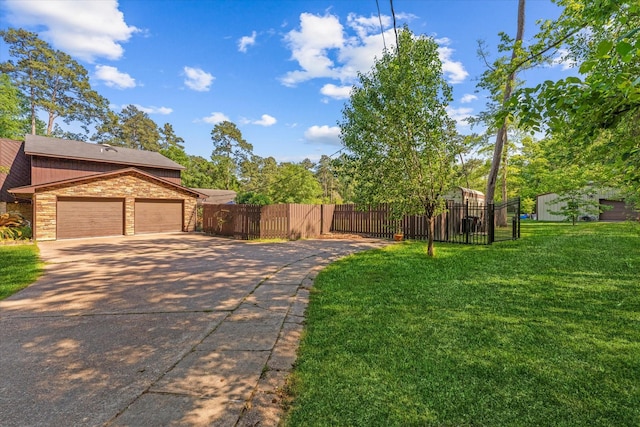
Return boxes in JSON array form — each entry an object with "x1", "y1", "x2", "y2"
[
  {"x1": 444, "y1": 187, "x2": 485, "y2": 207},
  {"x1": 536, "y1": 187, "x2": 637, "y2": 221}
]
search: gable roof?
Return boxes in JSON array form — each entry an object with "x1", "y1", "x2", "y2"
[
  {"x1": 9, "y1": 167, "x2": 205, "y2": 197},
  {"x1": 24, "y1": 135, "x2": 185, "y2": 171}
]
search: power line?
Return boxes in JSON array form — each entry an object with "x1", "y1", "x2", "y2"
[
  {"x1": 375, "y1": 0, "x2": 387, "y2": 51},
  {"x1": 390, "y1": 0, "x2": 399, "y2": 50}
]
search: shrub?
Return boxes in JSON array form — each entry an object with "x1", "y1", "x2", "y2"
[{"x1": 0, "y1": 213, "x2": 31, "y2": 241}]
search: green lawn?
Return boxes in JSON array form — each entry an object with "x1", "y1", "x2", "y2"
[
  {"x1": 0, "y1": 244, "x2": 42, "y2": 300},
  {"x1": 284, "y1": 222, "x2": 640, "y2": 426}
]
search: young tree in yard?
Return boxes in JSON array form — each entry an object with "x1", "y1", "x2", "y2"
[
  {"x1": 0, "y1": 28, "x2": 108, "y2": 136},
  {"x1": 340, "y1": 28, "x2": 460, "y2": 257},
  {"x1": 211, "y1": 121, "x2": 253, "y2": 190},
  {"x1": 548, "y1": 189, "x2": 602, "y2": 225}
]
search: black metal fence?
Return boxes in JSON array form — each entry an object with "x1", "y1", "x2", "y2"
[
  {"x1": 332, "y1": 198, "x2": 521, "y2": 245},
  {"x1": 203, "y1": 198, "x2": 521, "y2": 245}
]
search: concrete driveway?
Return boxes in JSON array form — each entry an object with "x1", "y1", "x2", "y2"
[{"x1": 0, "y1": 233, "x2": 387, "y2": 426}]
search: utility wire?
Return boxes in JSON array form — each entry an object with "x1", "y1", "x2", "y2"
[
  {"x1": 390, "y1": 0, "x2": 399, "y2": 50},
  {"x1": 375, "y1": 0, "x2": 387, "y2": 51}
]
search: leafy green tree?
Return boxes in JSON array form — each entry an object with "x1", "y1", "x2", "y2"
[
  {"x1": 548, "y1": 189, "x2": 602, "y2": 225},
  {"x1": 0, "y1": 73, "x2": 29, "y2": 139},
  {"x1": 270, "y1": 162, "x2": 323, "y2": 204},
  {"x1": 331, "y1": 153, "x2": 358, "y2": 203},
  {"x1": 236, "y1": 191, "x2": 272, "y2": 205},
  {"x1": 315, "y1": 154, "x2": 342, "y2": 203},
  {"x1": 340, "y1": 28, "x2": 460, "y2": 256},
  {"x1": 95, "y1": 105, "x2": 161, "y2": 151},
  {"x1": 514, "y1": 0, "x2": 640, "y2": 205},
  {"x1": 0, "y1": 28, "x2": 108, "y2": 136},
  {"x1": 240, "y1": 154, "x2": 278, "y2": 195},
  {"x1": 211, "y1": 121, "x2": 253, "y2": 190}
]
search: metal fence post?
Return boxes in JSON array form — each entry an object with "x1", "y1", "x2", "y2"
[{"x1": 488, "y1": 203, "x2": 495, "y2": 244}]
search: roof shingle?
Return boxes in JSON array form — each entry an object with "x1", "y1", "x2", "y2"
[{"x1": 24, "y1": 135, "x2": 185, "y2": 170}]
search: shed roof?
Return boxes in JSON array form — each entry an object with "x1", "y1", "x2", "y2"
[
  {"x1": 191, "y1": 188, "x2": 237, "y2": 204},
  {"x1": 24, "y1": 135, "x2": 185, "y2": 170}
]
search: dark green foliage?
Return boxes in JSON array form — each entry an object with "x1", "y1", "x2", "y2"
[{"x1": 0, "y1": 28, "x2": 108, "y2": 136}]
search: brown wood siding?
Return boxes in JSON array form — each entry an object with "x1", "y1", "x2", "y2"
[
  {"x1": 57, "y1": 197, "x2": 124, "y2": 239},
  {"x1": 31, "y1": 156, "x2": 181, "y2": 185},
  {"x1": 134, "y1": 199, "x2": 183, "y2": 234},
  {"x1": 1, "y1": 139, "x2": 31, "y2": 202},
  {"x1": 599, "y1": 200, "x2": 638, "y2": 221}
]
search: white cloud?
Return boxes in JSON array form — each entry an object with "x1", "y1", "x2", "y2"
[
  {"x1": 4, "y1": 0, "x2": 139, "y2": 62},
  {"x1": 320, "y1": 84, "x2": 352, "y2": 100},
  {"x1": 94, "y1": 65, "x2": 136, "y2": 89},
  {"x1": 183, "y1": 66, "x2": 215, "y2": 92},
  {"x1": 438, "y1": 44, "x2": 468, "y2": 84},
  {"x1": 281, "y1": 12, "x2": 466, "y2": 88},
  {"x1": 238, "y1": 31, "x2": 257, "y2": 53},
  {"x1": 253, "y1": 114, "x2": 277, "y2": 126},
  {"x1": 446, "y1": 106, "x2": 474, "y2": 127},
  {"x1": 281, "y1": 13, "x2": 346, "y2": 86},
  {"x1": 460, "y1": 94, "x2": 478, "y2": 104},
  {"x1": 133, "y1": 104, "x2": 173, "y2": 115},
  {"x1": 304, "y1": 125, "x2": 341, "y2": 145},
  {"x1": 202, "y1": 112, "x2": 230, "y2": 124}
]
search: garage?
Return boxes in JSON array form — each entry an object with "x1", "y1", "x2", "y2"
[
  {"x1": 57, "y1": 197, "x2": 124, "y2": 239},
  {"x1": 135, "y1": 199, "x2": 183, "y2": 234},
  {"x1": 599, "y1": 199, "x2": 635, "y2": 221}
]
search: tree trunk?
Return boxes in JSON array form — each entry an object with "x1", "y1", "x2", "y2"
[
  {"x1": 497, "y1": 134, "x2": 509, "y2": 226},
  {"x1": 485, "y1": 0, "x2": 525, "y2": 205},
  {"x1": 427, "y1": 215, "x2": 435, "y2": 257}
]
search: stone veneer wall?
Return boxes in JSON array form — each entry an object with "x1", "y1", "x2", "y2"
[{"x1": 33, "y1": 172, "x2": 197, "y2": 240}]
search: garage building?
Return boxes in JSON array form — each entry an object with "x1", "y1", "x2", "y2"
[{"x1": 3, "y1": 135, "x2": 203, "y2": 240}]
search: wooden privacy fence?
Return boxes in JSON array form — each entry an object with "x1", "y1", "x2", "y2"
[
  {"x1": 203, "y1": 199, "x2": 520, "y2": 244},
  {"x1": 202, "y1": 203, "x2": 334, "y2": 240}
]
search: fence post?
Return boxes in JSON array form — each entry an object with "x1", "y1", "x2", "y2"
[
  {"x1": 488, "y1": 203, "x2": 495, "y2": 244},
  {"x1": 465, "y1": 200, "x2": 470, "y2": 244}
]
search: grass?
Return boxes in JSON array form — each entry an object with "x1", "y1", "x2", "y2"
[
  {"x1": 0, "y1": 244, "x2": 42, "y2": 300},
  {"x1": 283, "y1": 221, "x2": 640, "y2": 426}
]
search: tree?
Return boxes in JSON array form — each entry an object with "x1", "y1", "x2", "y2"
[
  {"x1": 0, "y1": 28, "x2": 108, "y2": 136},
  {"x1": 239, "y1": 154, "x2": 278, "y2": 197},
  {"x1": 0, "y1": 73, "x2": 28, "y2": 139},
  {"x1": 482, "y1": 0, "x2": 526, "y2": 208},
  {"x1": 95, "y1": 105, "x2": 161, "y2": 151},
  {"x1": 236, "y1": 191, "x2": 272, "y2": 205},
  {"x1": 315, "y1": 154, "x2": 342, "y2": 203},
  {"x1": 548, "y1": 189, "x2": 602, "y2": 225},
  {"x1": 340, "y1": 28, "x2": 460, "y2": 256},
  {"x1": 159, "y1": 123, "x2": 185, "y2": 149},
  {"x1": 270, "y1": 162, "x2": 323, "y2": 204},
  {"x1": 211, "y1": 121, "x2": 253, "y2": 190},
  {"x1": 513, "y1": 0, "x2": 640, "y2": 205}
]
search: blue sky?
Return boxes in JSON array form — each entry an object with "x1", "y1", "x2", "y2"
[{"x1": 0, "y1": 0, "x2": 572, "y2": 162}]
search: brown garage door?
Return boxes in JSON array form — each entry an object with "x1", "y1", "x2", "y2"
[
  {"x1": 57, "y1": 197, "x2": 124, "y2": 239},
  {"x1": 599, "y1": 199, "x2": 635, "y2": 221},
  {"x1": 135, "y1": 199, "x2": 183, "y2": 234}
]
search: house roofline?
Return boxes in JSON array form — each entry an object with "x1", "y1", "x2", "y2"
[
  {"x1": 9, "y1": 167, "x2": 206, "y2": 198},
  {"x1": 25, "y1": 151, "x2": 186, "y2": 170}
]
